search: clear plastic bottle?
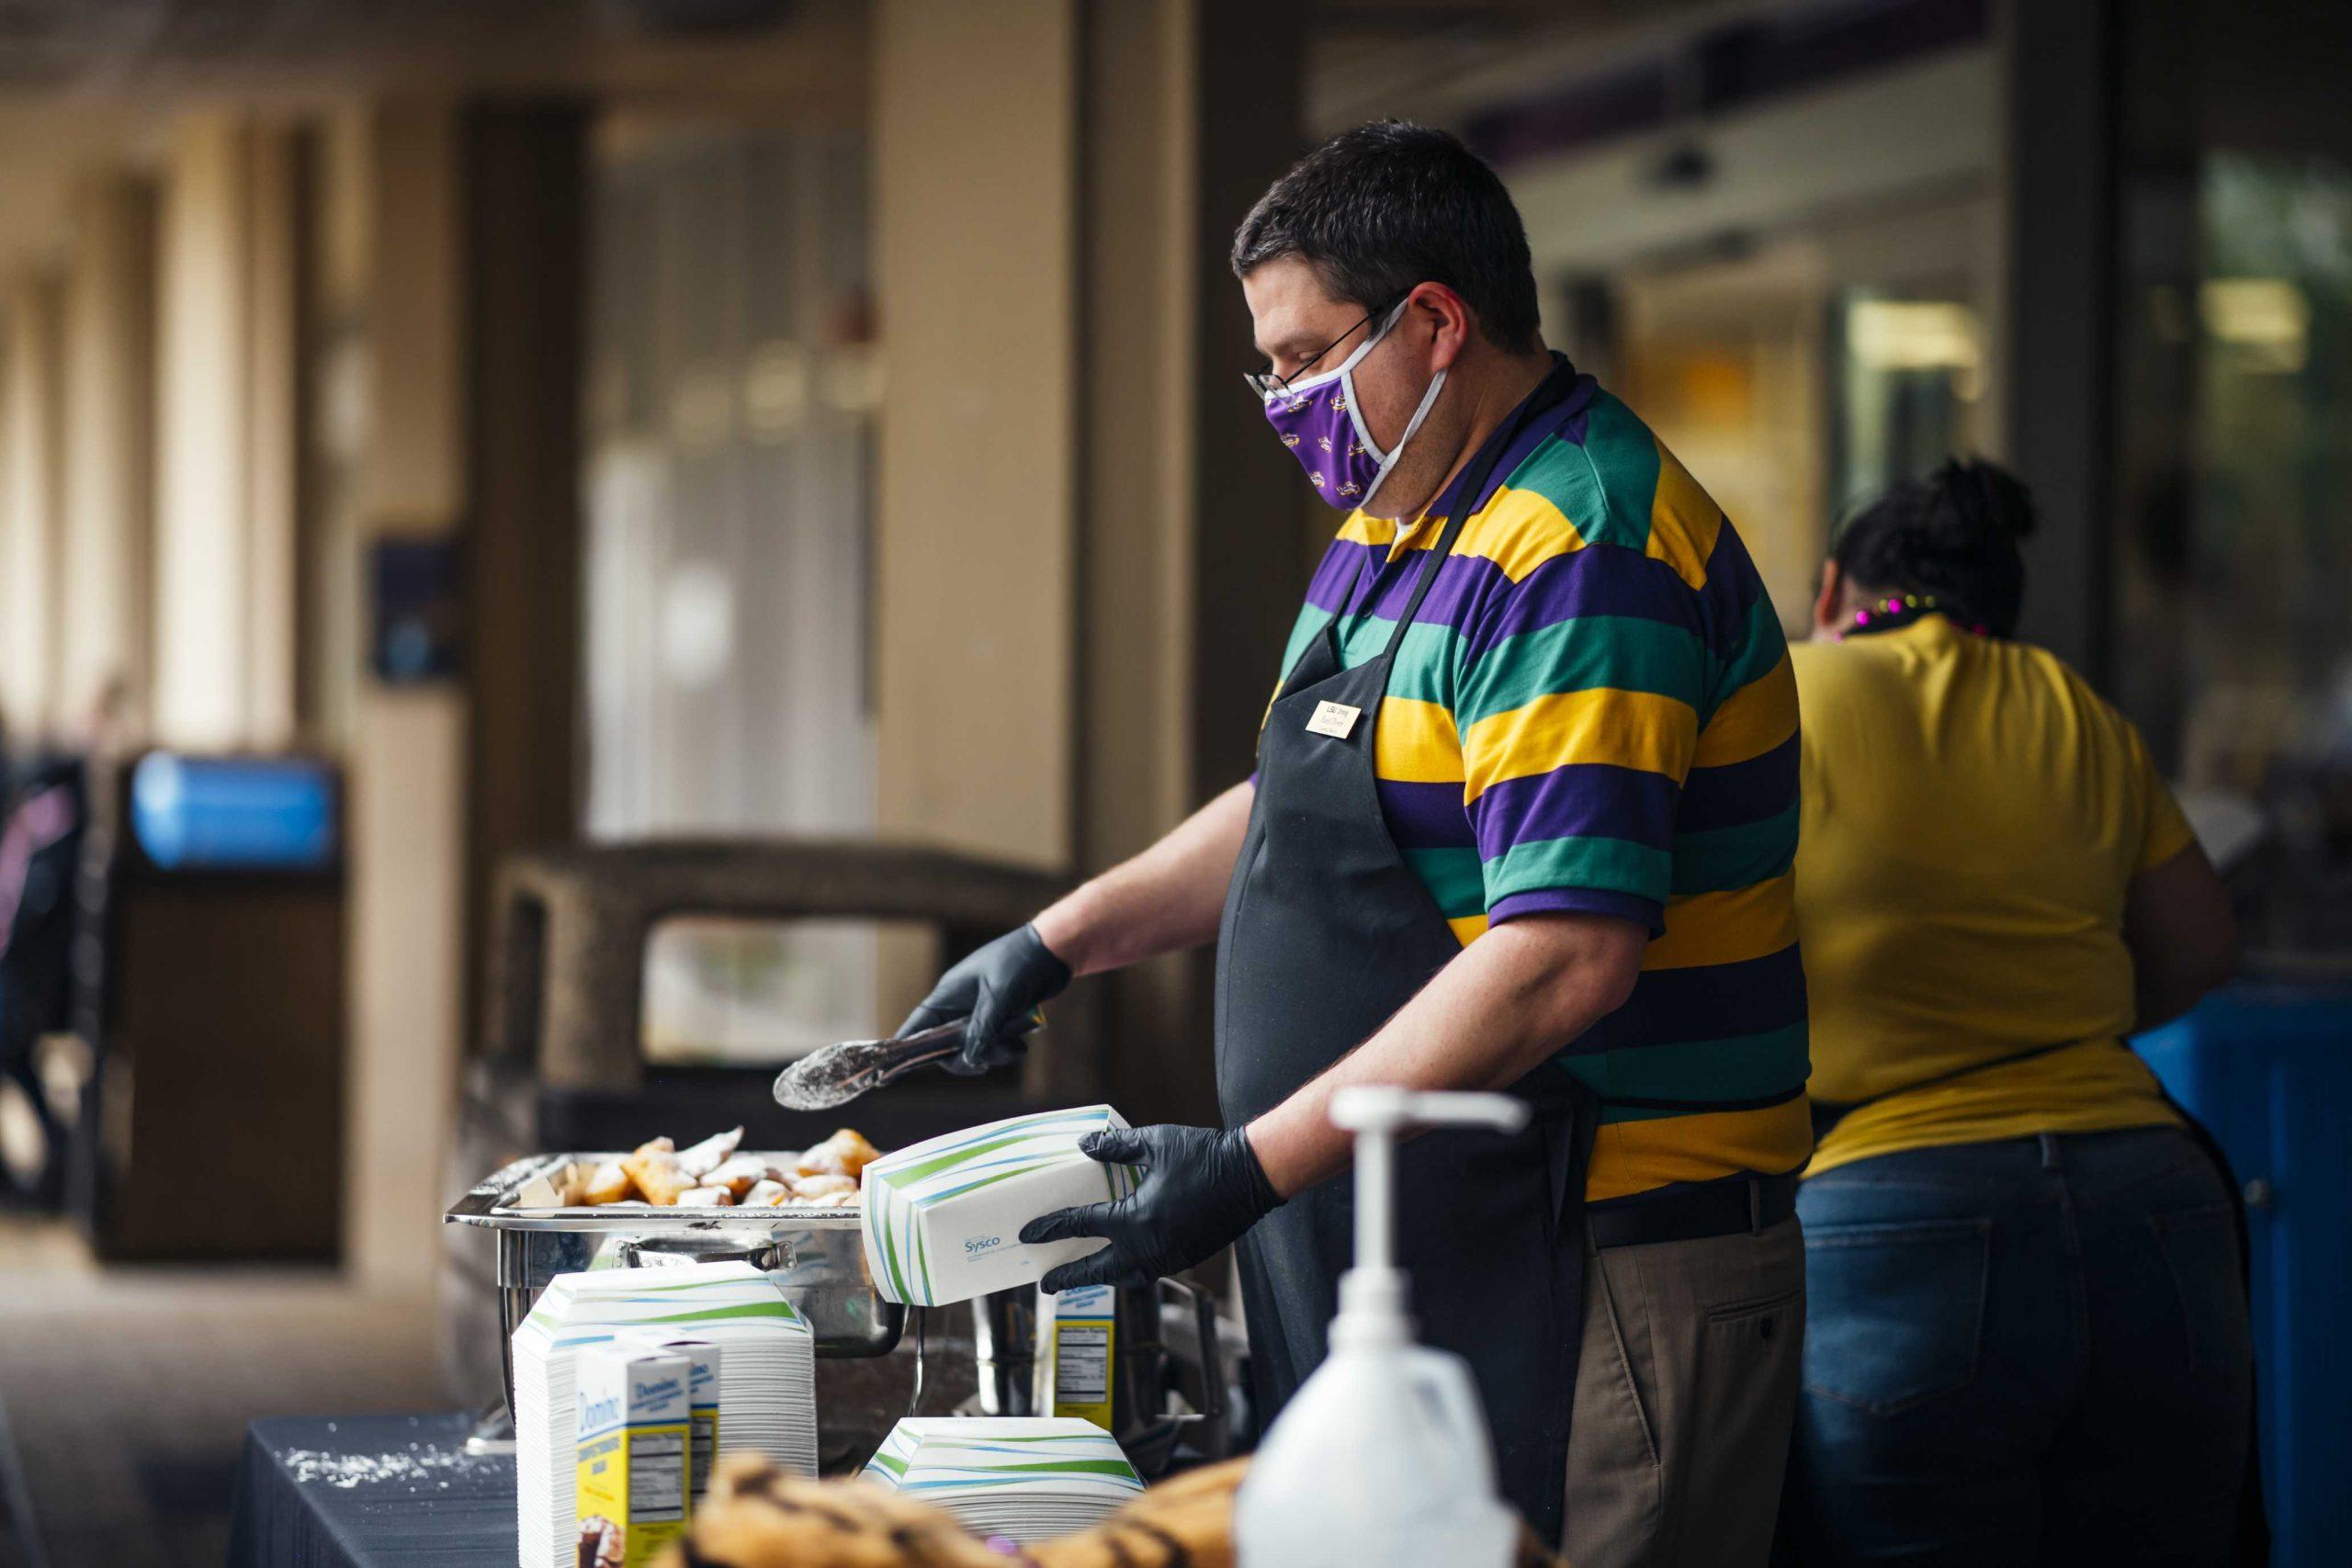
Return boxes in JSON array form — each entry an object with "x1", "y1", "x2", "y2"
[{"x1": 1233, "y1": 1089, "x2": 1527, "y2": 1568}]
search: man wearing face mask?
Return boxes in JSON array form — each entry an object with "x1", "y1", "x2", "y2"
[{"x1": 901, "y1": 121, "x2": 1809, "y2": 1565}]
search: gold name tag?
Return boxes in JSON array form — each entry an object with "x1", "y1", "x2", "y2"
[{"x1": 1305, "y1": 701, "x2": 1362, "y2": 739}]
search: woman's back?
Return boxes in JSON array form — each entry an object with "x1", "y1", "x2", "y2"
[{"x1": 1791, "y1": 614, "x2": 2193, "y2": 1173}]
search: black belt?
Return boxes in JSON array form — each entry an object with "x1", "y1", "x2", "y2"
[{"x1": 1587, "y1": 1169, "x2": 1799, "y2": 1251}]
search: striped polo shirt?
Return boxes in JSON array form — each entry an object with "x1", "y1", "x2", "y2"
[{"x1": 1273, "y1": 370, "x2": 1812, "y2": 1203}]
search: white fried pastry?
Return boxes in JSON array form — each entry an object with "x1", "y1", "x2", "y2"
[
  {"x1": 707, "y1": 1153, "x2": 770, "y2": 1199},
  {"x1": 611, "y1": 1125, "x2": 877, "y2": 1205},
  {"x1": 796, "y1": 1128, "x2": 881, "y2": 1179},
  {"x1": 624, "y1": 1148, "x2": 695, "y2": 1206},
  {"x1": 788, "y1": 1172, "x2": 858, "y2": 1204},
  {"x1": 582, "y1": 1160, "x2": 634, "y2": 1206},
  {"x1": 674, "y1": 1125, "x2": 744, "y2": 1179}
]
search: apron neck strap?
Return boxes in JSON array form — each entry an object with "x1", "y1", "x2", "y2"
[{"x1": 1380, "y1": 356, "x2": 1577, "y2": 663}]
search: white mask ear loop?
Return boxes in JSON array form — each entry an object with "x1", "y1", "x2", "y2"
[{"x1": 1354, "y1": 303, "x2": 1439, "y2": 514}]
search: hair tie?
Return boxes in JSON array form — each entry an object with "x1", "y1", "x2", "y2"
[{"x1": 1842, "y1": 593, "x2": 1987, "y2": 641}]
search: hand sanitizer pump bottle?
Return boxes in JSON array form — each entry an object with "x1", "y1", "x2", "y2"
[{"x1": 1233, "y1": 1088, "x2": 1530, "y2": 1568}]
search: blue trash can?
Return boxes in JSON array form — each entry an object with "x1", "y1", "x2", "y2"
[{"x1": 2137, "y1": 986, "x2": 2352, "y2": 1568}]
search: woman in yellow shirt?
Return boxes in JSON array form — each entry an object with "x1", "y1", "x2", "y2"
[{"x1": 1781, "y1": 460, "x2": 2251, "y2": 1565}]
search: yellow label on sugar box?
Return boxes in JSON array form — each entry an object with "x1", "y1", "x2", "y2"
[
  {"x1": 625, "y1": 1335, "x2": 721, "y2": 1502},
  {"x1": 576, "y1": 1344, "x2": 692, "y2": 1568},
  {"x1": 1037, "y1": 1282, "x2": 1116, "y2": 1430}
]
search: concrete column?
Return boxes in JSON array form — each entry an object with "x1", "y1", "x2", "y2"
[
  {"x1": 58, "y1": 176, "x2": 156, "y2": 732},
  {"x1": 245, "y1": 127, "x2": 301, "y2": 748},
  {"x1": 871, "y1": 0, "x2": 1080, "y2": 870},
  {"x1": 0, "y1": 274, "x2": 64, "y2": 739},
  {"x1": 152, "y1": 113, "x2": 303, "y2": 748},
  {"x1": 1078, "y1": 0, "x2": 1303, "y2": 1122},
  {"x1": 153, "y1": 114, "x2": 253, "y2": 749},
  {"x1": 463, "y1": 102, "x2": 586, "y2": 1032},
  {"x1": 2002, "y1": 0, "x2": 2115, "y2": 680},
  {"x1": 340, "y1": 101, "x2": 470, "y2": 1293}
]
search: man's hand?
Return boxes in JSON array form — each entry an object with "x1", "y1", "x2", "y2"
[
  {"x1": 899, "y1": 924, "x2": 1070, "y2": 1075},
  {"x1": 1020, "y1": 1124, "x2": 1282, "y2": 1292}
]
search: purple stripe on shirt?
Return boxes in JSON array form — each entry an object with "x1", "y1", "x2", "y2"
[
  {"x1": 1677, "y1": 731, "x2": 1799, "y2": 832},
  {"x1": 1566, "y1": 943, "x2": 1808, "y2": 1055},
  {"x1": 1330, "y1": 540, "x2": 1677, "y2": 642},
  {"x1": 1694, "y1": 522, "x2": 1765, "y2": 656},
  {"x1": 1469, "y1": 762, "x2": 1680, "y2": 858},
  {"x1": 1304, "y1": 537, "x2": 1391, "y2": 615},
  {"x1": 1306, "y1": 509, "x2": 1737, "y2": 655},
  {"x1": 1376, "y1": 778, "x2": 1476, "y2": 850},
  {"x1": 1490, "y1": 885, "x2": 1663, "y2": 934},
  {"x1": 1457, "y1": 544, "x2": 1707, "y2": 661}
]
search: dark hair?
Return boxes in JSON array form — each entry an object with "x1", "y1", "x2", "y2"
[
  {"x1": 1832, "y1": 458, "x2": 2037, "y2": 637},
  {"x1": 1231, "y1": 120, "x2": 1542, "y2": 352}
]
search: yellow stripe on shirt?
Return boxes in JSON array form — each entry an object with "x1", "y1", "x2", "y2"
[
  {"x1": 1644, "y1": 872, "x2": 1800, "y2": 970},
  {"x1": 1645, "y1": 441, "x2": 1722, "y2": 591},
  {"x1": 1462, "y1": 687, "x2": 1697, "y2": 801},
  {"x1": 1448, "y1": 485, "x2": 1589, "y2": 583},
  {"x1": 1694, "y1": 653, "x2": 1798, "y2": 767},
  {"x1": 1371, "y1": 696, "x2": 1466, "y2": 784},
  {"x1": 1586, "y1": 1096, "x2": 1815, "y2": 1202}
]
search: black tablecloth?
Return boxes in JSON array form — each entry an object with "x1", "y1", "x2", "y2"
[{"x1": 225, "y1": 1413, "x2": 516, "y2": 1568}]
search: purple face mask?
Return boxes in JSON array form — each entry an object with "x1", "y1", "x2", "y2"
[{"x1": 1254, "y1": 299, "x2": 1445, "y2": 513}]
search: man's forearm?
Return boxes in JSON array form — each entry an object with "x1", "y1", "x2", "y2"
[
  {"x1": 1035, "y1": 781, "x2": 1254, "y2": 976},
  {"x1": 1245, "y1": 912, "x2": 1645, "y2": 1197}
]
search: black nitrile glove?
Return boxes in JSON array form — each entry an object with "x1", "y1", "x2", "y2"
[
  {"x1": 899, "y1": 923, "x2": 1071, "y2": 1076},
  {"x1": 1021, "y1": 1123, "x2": 1283, "y2": 1292}
]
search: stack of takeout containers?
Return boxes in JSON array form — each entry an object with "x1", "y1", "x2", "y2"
[
  {"x1": 513, "y1": 1262, "x2": 816, "y2": 1568},
  {"x1": 860, "y1": 1417, "x2": 1145, "y2": 1542},
  {"x1": 860, "y1": 1105, "x2": 1136, "y2": 1307}
]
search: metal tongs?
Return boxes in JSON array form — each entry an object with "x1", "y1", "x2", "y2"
[{"x1": 770, "y1": 1010, "x2": 1042, "y2": 1111}]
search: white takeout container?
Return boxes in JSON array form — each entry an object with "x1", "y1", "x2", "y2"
[{"x1": 860, "y1": 1105, "x2": 1136, "y2": 1307}]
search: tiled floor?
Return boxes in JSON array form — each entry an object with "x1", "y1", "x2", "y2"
[{"x1": 0, "y1": 1214, "x2": 439, "y2": 1567}]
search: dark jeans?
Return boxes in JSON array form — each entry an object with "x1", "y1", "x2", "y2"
[{"x1": 1783, "y1": 1128, "x2": 2252, "y2": 1567}]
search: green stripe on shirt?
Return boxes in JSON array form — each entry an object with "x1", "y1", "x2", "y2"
[{"x1": 1670, "y1": 805, "x2": 1800, "y2": 895}]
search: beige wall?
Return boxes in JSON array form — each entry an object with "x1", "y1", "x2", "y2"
[
  {"x1": 0, "y1": 274, "x2": 63, "y2": 738},
  {"x1": 58, "y1": 175, "x2": 155, "y2": 730},
  {"x1": 871, "y1": 0, "x2": 1078, "y2": 870}
]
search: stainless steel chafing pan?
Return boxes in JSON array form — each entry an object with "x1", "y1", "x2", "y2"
[{"x1": 446, "y1": 1151, "x2": 905, "y2": 1449}]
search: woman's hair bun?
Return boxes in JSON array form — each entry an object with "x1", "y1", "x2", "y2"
[
  {"x1": 1833, "y1": 456, "x2": 2034, "y2": 636},
  {"x1": 1926, "y1": 457, "x2": 2037, "y2": 547}
]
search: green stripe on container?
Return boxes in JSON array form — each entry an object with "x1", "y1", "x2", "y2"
[{"x1": 637, "y1": 1301, "x2": 802, "y2": 1326}]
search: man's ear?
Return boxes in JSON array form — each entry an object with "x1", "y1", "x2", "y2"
[
  {"x1": 1410, "y1": 283, "x2": 1475, "y2": 371},
  {"x1": 1811, "y1": 559, "x2": 1845, "y2": 640}
]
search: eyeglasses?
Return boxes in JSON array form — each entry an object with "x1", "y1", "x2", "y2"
[{"x1": 1245, "y1": 292, "x2": 1409, "y2": 399}]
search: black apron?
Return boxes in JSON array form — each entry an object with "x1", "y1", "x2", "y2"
[{"x1": 1215, "y1": 360, "x2": 1598, "y2": 1541}]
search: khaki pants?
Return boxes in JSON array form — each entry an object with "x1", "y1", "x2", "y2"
[{"x1": 1563, "y1": 1214, "x2": 1804, "y2": 1568}]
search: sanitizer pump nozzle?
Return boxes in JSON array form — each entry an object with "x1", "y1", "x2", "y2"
[{"x1": 1234, "y1": 1088, "x2": 1532, "y2": 1568}]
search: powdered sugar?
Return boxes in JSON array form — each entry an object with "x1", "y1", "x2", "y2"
[{"x1": 277, "y1": 1439, "x2": 504, "y2": 1492}]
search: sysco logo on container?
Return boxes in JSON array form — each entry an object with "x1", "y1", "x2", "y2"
[{"x1": 964, "y1": 1235, "x2": 1003, "y2": 1257}]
